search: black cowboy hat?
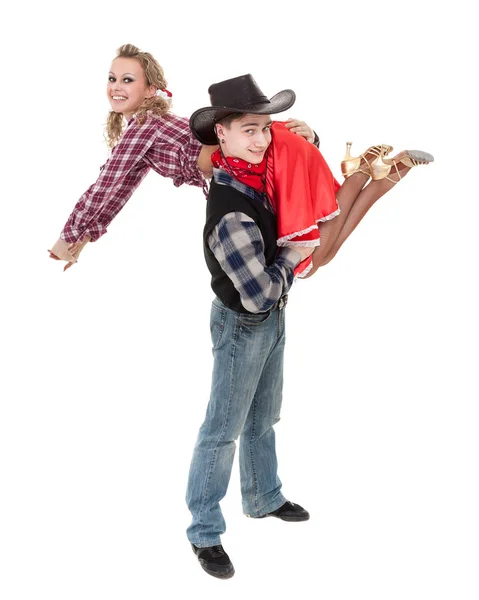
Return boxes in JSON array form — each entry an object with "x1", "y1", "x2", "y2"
[{"x1": 189, "y1": 74, "x2": 296, "y2": 145}]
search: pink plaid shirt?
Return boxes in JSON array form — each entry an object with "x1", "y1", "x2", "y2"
[{"x1": 60, "y1": 112, "x2": 207, "y2": 243}]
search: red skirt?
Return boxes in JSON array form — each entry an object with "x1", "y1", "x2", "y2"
[{"x1": 267, "y1": 122, "x2": 340, "y2": 277}]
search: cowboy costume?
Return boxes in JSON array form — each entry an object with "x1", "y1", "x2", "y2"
[{"x1": 186, "y1": 74, "x2": 330, "y2": 579}]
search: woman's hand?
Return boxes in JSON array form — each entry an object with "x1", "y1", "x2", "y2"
[
  {"x1": 48, "y1": 235, "x2": 91, "y2": 271},
  {"x1": 285, "y1": 118, "x2": 315, "y2": 144}
]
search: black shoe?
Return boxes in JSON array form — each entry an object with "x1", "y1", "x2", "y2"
[
  {"x1": 257, "y1": 501, "x2": 310, "y2": 522},
  {"x1": 191, "y1": 543, "x2": 235, "y2": 579}
]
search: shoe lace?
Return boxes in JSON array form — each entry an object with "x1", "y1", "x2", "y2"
[{"x1": 210, "y1": 545, "x2": 225, "y2": 557}]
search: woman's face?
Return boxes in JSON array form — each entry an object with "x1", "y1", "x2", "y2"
[
  {"x1": 106, "y1": 57, "x2": 155, "y2": 119},
  {"x1": 216, "y1": 114, "x2": 272, "y2": 164}
]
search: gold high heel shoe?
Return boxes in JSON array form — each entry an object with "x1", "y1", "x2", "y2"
[
  {"x1": 370, "y1": 149, "x2": 434, "y2": 183},
  {"x1": 341, "y1": 142, "x2": 394, "y2": 178}
]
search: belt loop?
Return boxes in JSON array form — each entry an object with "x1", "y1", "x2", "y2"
[{"x1": 279, "y1": 294, "x2": 288, "y2": 310}]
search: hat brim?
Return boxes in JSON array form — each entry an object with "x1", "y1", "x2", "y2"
[{"x1": 189, "y1": 89, "x2": 296, "y2": 146}]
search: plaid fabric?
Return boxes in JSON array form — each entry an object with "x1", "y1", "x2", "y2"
[
  {"x1": 208, "y1": 169, "x2": 300, "y2": 314},
  {"x1": 60, "y1": 113, "x2": 206, "y2": 243}
]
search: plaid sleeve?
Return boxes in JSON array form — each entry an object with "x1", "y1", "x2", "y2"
[
  {"x1": 158, "y1": 115, "x2": 206, "y2": 189},
  {"x1": 208, "y1": 212, "x2": 301, "y2": 314},
  {"x1": 60, "y1": 118, "x2": 157, "y2": 243},
  {"x1": 144, "y1": 113, "x2": 207, "y2": 195}
]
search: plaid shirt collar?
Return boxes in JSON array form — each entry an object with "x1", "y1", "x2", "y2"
[{"x1": 212, "y1": 168, "x2": 274, "y2": 214}]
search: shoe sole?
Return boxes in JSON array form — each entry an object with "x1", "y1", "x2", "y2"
[
  {"x1": 192, "y1": 546, "x2": 235, "y2": 579},
  {"x1": 254, "y1": 514, "x2": 310, "y2": 522},
  {"x1": 407, "y1": 150, "x2": 435, "y2": 163},
  {"x1": 199, "y1": 561, "x2": 235, "y2": 579}
]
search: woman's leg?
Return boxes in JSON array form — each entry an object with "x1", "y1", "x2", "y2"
[
  {"x1": 304, "y1": 161, "x2": 414, "y2": 277},
  {"x1": 303, "y1": 145, "x2": 387, "y2": 267},
  {"x1": 317, "y1": 162, "x2": 414, "y2": 267},
  {"x1": 310, "y1": 171, "x2": 369, "y2": 260}
]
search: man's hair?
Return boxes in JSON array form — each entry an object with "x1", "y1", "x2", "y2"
[{"x1": 216, "y1": 113, "x2": 245, "y2": 128}]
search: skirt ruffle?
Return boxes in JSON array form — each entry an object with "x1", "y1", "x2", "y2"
[{"x1": 268, "y1": 122, "x2": 340, "y2": 277}]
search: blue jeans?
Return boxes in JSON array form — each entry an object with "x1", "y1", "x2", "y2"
[{"x1": 186, "y1": 297, "x2": 288, "y2": 547}]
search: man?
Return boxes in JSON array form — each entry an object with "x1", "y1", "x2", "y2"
[{"x1": 186, "y1": 74, "x2": 313, "y2": 579}]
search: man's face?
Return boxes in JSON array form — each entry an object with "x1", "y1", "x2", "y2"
[{"x1": 217, "y1": 113, "x2": 273, "y2": 164}]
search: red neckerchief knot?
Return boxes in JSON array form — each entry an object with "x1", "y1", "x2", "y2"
[{"x1": 211, "y1": 149, "x2": 267, "y2": 193}]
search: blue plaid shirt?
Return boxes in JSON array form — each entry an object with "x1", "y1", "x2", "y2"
[{"x1": 207, "y1": 169, "x2": 301, "y2": 314}]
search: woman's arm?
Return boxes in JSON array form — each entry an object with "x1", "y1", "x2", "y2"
[
  {"x1": 58, "y1": 118, "x2": 158, "y2": 245},
  {"x1": 197, "y1": 144, "x2": 219, "y2": 178}
]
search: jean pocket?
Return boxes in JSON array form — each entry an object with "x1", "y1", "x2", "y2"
[
  {"x1": 239, "y1": 310, "x2": 272, "y2": 327},
  {"x1": 210, "y1": 302, "x2": 227, "y2": 349}
]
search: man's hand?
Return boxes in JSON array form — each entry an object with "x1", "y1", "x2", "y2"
[{"x1": 293, "y1": 245, "x2": 315, "y2": 261}]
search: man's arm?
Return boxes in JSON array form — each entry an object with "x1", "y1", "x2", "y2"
[
  {"x1": 284, "y1": 118, "x2": 320, "y2": 147},
  {"x1": 209, "y1": 212, "x2": 312, "y2": 313}
]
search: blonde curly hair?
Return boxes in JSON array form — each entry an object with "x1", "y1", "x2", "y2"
[{"x1": 106, "y1": 44, "x2": 170, "y2": 148}]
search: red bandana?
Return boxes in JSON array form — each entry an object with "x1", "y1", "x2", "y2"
[{"x1": 211, "y1": 150, "x2": 267, "y2": 193}]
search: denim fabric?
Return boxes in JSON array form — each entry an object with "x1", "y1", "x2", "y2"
[{"x1": 186, "y1": 297, "x2": 287, "y2": 547}]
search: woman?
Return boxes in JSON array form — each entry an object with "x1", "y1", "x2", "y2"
[{"x1": 48, "y1": 44, "x2": 317, "y2": 270}]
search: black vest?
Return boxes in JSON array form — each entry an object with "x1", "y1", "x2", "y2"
[{"x1": 203, "y1": 180, "x2": 278, "y2": 314}]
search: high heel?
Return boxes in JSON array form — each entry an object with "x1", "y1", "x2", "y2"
[
  {"x1": 341, "y1": 142, "x2": 394, "y2": 178},
  {"x1": 370, "y1": 149, "x2": 434, "y2": 183}
]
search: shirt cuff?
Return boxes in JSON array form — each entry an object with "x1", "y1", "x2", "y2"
[
  {"x1": 278, "y1": 246, "x2": 303, "y2": 268},
  {"x1": 60, "y1": 228, "x2": 79, "y2": 243},
  {"x1": 61, "y1": 227, "x2": 103, "y2": 243}
]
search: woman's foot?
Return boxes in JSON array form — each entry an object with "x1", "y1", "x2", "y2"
[
  {"x1": 371, "y1": 149, "x2": 434, "y2": 183},
  {"x1": 341, "y1": 142, "x2": 393, "y2": 179}
]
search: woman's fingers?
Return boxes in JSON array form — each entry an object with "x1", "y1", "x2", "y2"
[{"x1": 49, "y1": 237, "x2": 77, "y2": 262}]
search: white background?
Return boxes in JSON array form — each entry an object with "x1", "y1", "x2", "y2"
[{"x1": 1, "y1": 1, "x2": 477, "y2": 598}]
